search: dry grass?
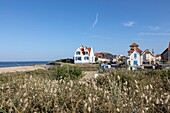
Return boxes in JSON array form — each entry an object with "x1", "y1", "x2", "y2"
[{"x1": 0, "y1": 67, "x2": 170, "y2": 113}]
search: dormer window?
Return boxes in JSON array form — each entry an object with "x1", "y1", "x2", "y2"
[
  {"x1": 85, "y1": 51, "x2": 88, "y2": 55},
  {"x1": 76, "y1": 51, "x2": 80, "y2": 55}
]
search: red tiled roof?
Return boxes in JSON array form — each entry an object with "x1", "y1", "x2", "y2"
[
  {"x1": 128, "y1": 48, "x2": 142, "y2": 53},
  {"x1": 130, "y1": 43, "x2": 139, "y2": 47},
  {"x1": 86, "y1": 47, "x2": 91, "y2": 55},
  {"x1": 156, "y1": 54, "x2": 161, "y2": 57},
  {"x1": 142, "y1": 49, "x2": 155, "y2": 56},
  {"x1": 94, "y1": 53, "x2": 105, "y2": 58},
  {"x1": 80, "y1": 46, "x2": 91, "y2": 55},
  {"x1": 128, "y1": 49, "x2": 134, "y2": 53},
  {"x1": 80, "y1": 47, "x2": 85, "y2": 55},
  {"x1": 145, "y1": 49, "x2": 150, "y2": 54}
]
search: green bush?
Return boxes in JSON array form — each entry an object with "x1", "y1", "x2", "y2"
[{"x1": 49, "y1": 65, "x2": 84, "y2": 80}]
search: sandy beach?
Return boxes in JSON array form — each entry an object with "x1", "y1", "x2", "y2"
[{"x1": 0, "y1": 65, "x2": 46, "y2": 73}]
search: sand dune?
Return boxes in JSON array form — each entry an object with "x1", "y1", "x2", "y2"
[{"x1": 0, "y1": 65, "x2": 46, "y2": 73}]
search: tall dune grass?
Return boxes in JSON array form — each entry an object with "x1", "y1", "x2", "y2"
[{"x1": 0, "y1": 66, "x2": 170, "y2": 112}]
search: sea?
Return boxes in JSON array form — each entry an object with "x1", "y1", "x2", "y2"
[{"x1": 0, "y1": 61, "x2": 50, "y2": 68}]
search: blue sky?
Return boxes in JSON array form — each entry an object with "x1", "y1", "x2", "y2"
[{"x1": 0, "y1": 0, "x2": 170, "y2": 61}]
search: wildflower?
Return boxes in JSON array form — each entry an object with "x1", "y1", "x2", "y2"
[
  {"x1": 93, "y1": 84, "x2": 97, "y2": 90},
  {"x1": 70, "y1": 80, "x2": 73, "y2": 87},
  {"x1": 19, "y1": 98, "x2": 22, "y2": 103},
  {"x1": 123, "y1": 103, "x2": 127, "y2": 107},
  {"x1": 84, "y1": 102, "x2": 87, "y2": 108},
  {"x1": 141, "y1": 93, "x2": 145, "y2": 98},
  {"x1": 24, "y1": 98, "x2": 28, "y2": 103},
  {"x1": 23, "y1": 102, "x2": 28, "y2": 111},
  {"x1": 135, "y1": 90, "x2": 139, "y2": 93},
  {"x1": 164, "y1": 93, "x2": 168, "y2": 95},
  {"x1": 23, "y1": 84, "x2": 26, "y2": 88},
  {"x1": 135, "y1": 84, "x2": 139, "y2": 89},
  {"x1": 124, "y1": 81, "x2": 128, "y2": 85},
  {"x1": 85, "y1": 83, "x2": 89, "y2": 87},
  {"x1": 156, "y1": 98, "x2": 160, "y2": 104},
  {"x1": 123, "y1": 86, "x2": 127, "y2": 91},
  {"x1": 88, "y1": 97, "x2": 92, "y2": 104},
  {"x1": 23, "y1": 93, "x2": 27, "y2": 97},
  {"x1": 149, "y1": 97, "x2": 152, "y2": 102},
  {"x1": 124, "y1": 92, "x2": 127, "y2": 96},
  {"x1": 107, "y1": 96, "x2": 109, "y2": 100},
  {"x1": 30, "y1": 75, "x2": 32, "y2": 79},
  {"x1": 160, "y1": 98, "x2": 164, "y2": 104},
  {"x1": 88, "y1": 106, "x2": 91, "y2": 112},
  {"x1": 149, "y1": 84, "x2": 153, "y2": 89},
  {"x1": 165, "y1": 95, "x2": 170, "y2": 104},
  {"x1": 1, "y1": 86, "x2": 4, "y2": 90},
  {"x1": 117, "y1": 108, "x2": 120, "y2": 112},
  {"x1": 146, "y1": 85, "x2": 149, "y2": 90},
  {"x1": 50, "y1": 88, "x2": 53, "y2": 93},
  {"x1": 117, "y1": 76, "x2": 120, "y2": 80}
]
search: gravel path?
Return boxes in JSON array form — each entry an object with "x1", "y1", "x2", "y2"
[{"x1": 82, "y1": 71, "x2": 99, "y2": 80}]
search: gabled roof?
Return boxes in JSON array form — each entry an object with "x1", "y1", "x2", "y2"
[
  {"x1": 142, "y1": 49, "x2": 154, "y2": 56},
  {"x1": 79, "y1": 46, "x2": 91, "y2": 55},
  {"x1": 86, "y1": 48, "x2": 91, "y2": 55},
  {"x1": 94, "y1": 52, "x2": 114, "y2": 60},
  {"x1": 156, "y1": 54, "x2": 161, "y2": 57},
  {"x1": 161, "y1": 42, "x2": 170, "y2": 55},
  {"x1": 145, "y1": 49, "x2": 151, "y2": 54},
  {"x1": 94, "y1": 53, "x2": 105, "y2": 58},
  {"x1": 128, "y1": 48, "x2": 142, "y2": 53},
  {"x1": 130, "y1": 43, "x2": 139, "y2": 47}
]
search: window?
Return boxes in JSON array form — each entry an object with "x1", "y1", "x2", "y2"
[
  {"x1": 134, "y1": 61, "x2": 138, "y2": 65},
  {"x1": 84, "y1": 57, "x2": 89, "y2": 60},
  {"x1": 76, "y1": 57, "x2": 81, "y2": 61},
  {"x1": 76, "y1": 51, "x2": 80, "y2": 55},
  {"x1": 128, "y1": 61, "x2": 131, "y2": 65},
  {"x1": 134, "y1": 53, "x2": 137, "y2": 58},
  {"x1": 151, "y1": 61, "x2": 154, "y2": 65},
  {"x1": 146, "y1": 54, "x2": 149, "y2": 59},
  {"x1": 85, "y1": 51, "x2": 88, "y2": 55}
]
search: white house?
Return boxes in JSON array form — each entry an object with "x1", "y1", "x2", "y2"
[
  {"x1": 156, "y1": 54, "x2": 161, "y2": 64},
  {"x1": 97, "y1": 58, "x2": 110, "y2": 62},
  {"x1": 141, "y1": 49, "x2": 156, "y2": 65},
  {"x1": 127, "y1": 43, "x2": 142, "y2": 70},
  {"x1": 74, "y1": 46, "x2": 95, "y2": 64},
  {"x1": 127, "y1": 49, "x2": 141, "y2": 70}
]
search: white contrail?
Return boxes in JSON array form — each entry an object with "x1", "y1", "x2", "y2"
[{"x1": 90, "y1": 13, "x2": 99, "y2": 30}]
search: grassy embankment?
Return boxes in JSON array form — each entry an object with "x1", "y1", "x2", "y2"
[{"x1": 0, "y1": 65, "x2": 170, "y2": 112}]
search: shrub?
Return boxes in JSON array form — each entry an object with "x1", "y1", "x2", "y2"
[{"x1": 49, "y1": 65, "x2": 84, "y2": 80}]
